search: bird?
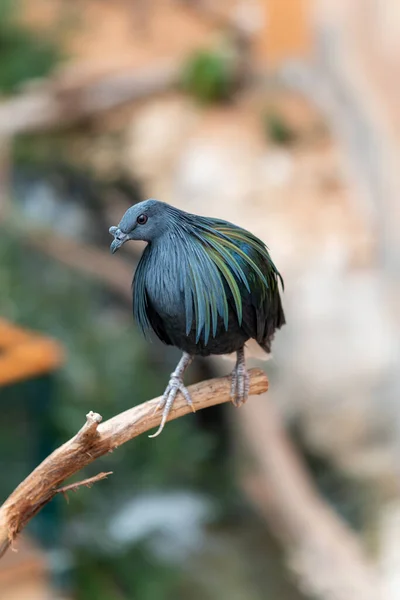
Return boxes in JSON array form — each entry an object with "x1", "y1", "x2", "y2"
[{"x1": 109, "y1": 199, "x2": 285, "y2": 437}]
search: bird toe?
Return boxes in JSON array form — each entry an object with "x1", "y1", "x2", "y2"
[{"x1": 149, "y1": 376, "x2": 194, "y2": 437}]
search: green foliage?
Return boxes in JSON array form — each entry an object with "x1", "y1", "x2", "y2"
[
  {"x1": 181, "y1": 49, "x2": 235, "y2": 104},
  {"x1": 263, "y1": 111, "x2": 297, "y2": 146},
  {"x1": 75, "y1": 545, "x2": 182, "y2": 600},
  {"x1": 0, "y1": 0, "x2": 61, "y2": 94}
]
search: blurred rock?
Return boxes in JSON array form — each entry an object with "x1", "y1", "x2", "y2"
[
  {"x1": 109, "y1": 491, "x2": 215, "y2": 561},
  {"x1": 124, "y1": 96, "x2": 199, "y2": 184}
]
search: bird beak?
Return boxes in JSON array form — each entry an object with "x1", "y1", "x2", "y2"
[{"x1": 109, "y1": 226, "x2": 128, "y2": 254}]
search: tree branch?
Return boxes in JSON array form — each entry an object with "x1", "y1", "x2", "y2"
[
  {"x1": 0, "y1": 368, "x2": 268, "y2": 559},
  {"x1": 237, "y1": 392, "x2": 383, "y2": 600},
  {"x1": 0, "y1": 62, "x2": 179, "y2": 137},
  {"x1": 56, "y1": 472, "x2": 113, "y2": 503}
]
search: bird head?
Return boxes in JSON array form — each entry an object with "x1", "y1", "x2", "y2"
[{"x1": 109, "y1": 199, "x2": 174, "y2": 253}]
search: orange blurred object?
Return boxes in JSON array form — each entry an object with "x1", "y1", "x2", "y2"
[
  {"x1": 0, "y1": 319, "x2": 65, "y2": 388},
  {"x1": 0, "y1": 536, "x2": 49, "y2": 600},
  {"x1": 258, "y1": 0, "x2": 312, "y2": 66}
]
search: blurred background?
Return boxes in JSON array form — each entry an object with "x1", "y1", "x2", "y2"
[{"x1": 0, "y1": 0, "x2": 399, "y2": 599}]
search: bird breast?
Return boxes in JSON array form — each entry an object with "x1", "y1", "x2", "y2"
[{"x1": 144, "y1": 246, "x2": 184, "y2": 319}]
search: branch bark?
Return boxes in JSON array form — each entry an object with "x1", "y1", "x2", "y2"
[{"x1": 0, "y1": 368, "x2": 268, "y2": 559}]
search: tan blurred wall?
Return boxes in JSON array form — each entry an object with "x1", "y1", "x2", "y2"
[
  {"x1": 22, "y1": 0, "x2": 313, "y2": 76},
  {"x1": 0, "y1": 537, "x2": 57, "y2": 600}
]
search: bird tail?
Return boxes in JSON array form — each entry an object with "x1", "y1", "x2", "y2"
[{"x1": 260, "y1": 288, "x2": 286, "y2": 353}]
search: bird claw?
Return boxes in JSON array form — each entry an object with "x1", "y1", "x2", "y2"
[
  {"x1": 230, "y1": 365, "x2": 250, "y2": 408},
  {"x1": 149, "y1": 375, "x2": 194, "y2": 438}
]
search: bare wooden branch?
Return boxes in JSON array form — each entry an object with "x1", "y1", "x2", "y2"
[
  {"x1": 237, "y1": 392, "x2": 383, "y2": 600},
  {"x1": 0, "y1": 368, "x2": 268, "y2": 559},
  {"x1": 0, "y1": 61, "x2": 180, "y2": 137}
]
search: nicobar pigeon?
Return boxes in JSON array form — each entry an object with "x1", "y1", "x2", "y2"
[{"x1": 109, "y1": 199, "x2": 285, "y2": 437}]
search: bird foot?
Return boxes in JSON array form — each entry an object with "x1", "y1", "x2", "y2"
[
  {"x1": 149, "y1": 375, "x2": 194, "y2": 438},
  {"x1": 230, "y1": 364, "x2": 250, "y2": 408}
]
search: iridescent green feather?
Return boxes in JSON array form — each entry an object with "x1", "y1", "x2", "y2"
[
  {"x1": 179, "y1": 232, "x2": 229, "y2": 343},
  {"x1": 206, "y1": 247, "x2": 243, "y2": 324},
  {"x1": 171, "y1": 216, "x2": 283, "y2": 344}
]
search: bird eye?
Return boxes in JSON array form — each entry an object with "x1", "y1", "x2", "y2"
[{"x1": 137, "y1": 214, "x2": 148, "y2": 225}]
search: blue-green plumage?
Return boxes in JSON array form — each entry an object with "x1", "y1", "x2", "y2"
[
  {"x1": 109, "y1": 199, "x2": 285, "y2": 436},
  {"x1": 131, "y1": 205, "x2": 284, "y2": 354}
]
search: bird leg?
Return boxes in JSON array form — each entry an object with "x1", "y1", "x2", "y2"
[
  {"x1": 230, "y1": 347, "x2": 250, "y2": 407},
  {"x1": 149, "y1": 352, "x2": 194, "y2": 438}
]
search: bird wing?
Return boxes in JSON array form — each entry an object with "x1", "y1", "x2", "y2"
[
  {"x1": 132, "y1": 216, "x2": 285, "y2": 349},
  {"x1": 190, "y1": 217, "x2": 285, "y2": 350}
]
